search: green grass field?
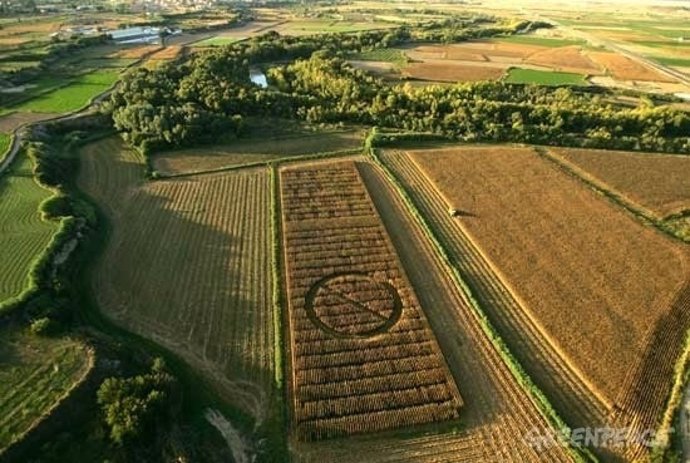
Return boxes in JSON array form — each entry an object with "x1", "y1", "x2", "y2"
[
  {"x1": 0, "y1": 133, "x2": 10, "y2": 158},
  {"x1": 650, "y1": 56, "x2": 690, "y2": 67},
  {"x1": 495, "y1": 35, "x2": 585, "y2": 48},
  {"x1": 191, "y1": 36, "x2": 245, "y2": 47},
  {"x1": 0, "y1": 325, "x2": 91, "y2": 451},
  {"x1": 350, "y1": 48, "x2": 408, "y2": 65},
  {"x1": 80, "y1": 58, "x2": 138, "y2": 69},
  {"x1": 505, "y1": 68, "x2": 588, "y2": 86},
  {"x1": 10, "y1": 70, "x2": 120, "y2": 113},
  {"x1": 0, "y1": 154, "x2": 58, "y2": 303}
]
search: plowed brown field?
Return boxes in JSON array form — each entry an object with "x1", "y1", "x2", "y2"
[
  {"x1": 402, "y1": 62, "x2": 506, "y2": 82},
  {"x1": 588, "y1": 51, "x2": 677, "y2": 82}
]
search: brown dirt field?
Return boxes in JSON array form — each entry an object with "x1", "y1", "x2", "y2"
[
  {"x1": 525, "y1": 46, "x2": 604, "y2": 75},
  {"x1": 0, "y1": 37, "x2": 31, "y2": 46},
  {"x1": 408, "y1": 145, "x2": 690, "y2": 460},
  {"x1": 406, "y1": 45, "x2": 487, "y2": 62},
  {"x1": 77, "y1": 136, "x2": 276, "y2": 421},
  {"x1": 280, "y1": 161, "x2": 462, "y2": 441},
  {"x1": 588, "y1": 51, "x2": 677, "y2": 82},
  {"x1": 148, "y1": 46, "x2": 183, "y2": 60},
  {"x1": 293, "y1": 160, "x2": 573, "y2": 462},
  {"x1": 153, "y1": 131, "x2": 363, "y2": 176},
  {"x1": 0, "y1": 112, "x2": 55, "y2": 132},
  {"x1": 109, "y1": 45, "x2": 161, "y2": 59},
  {"x1": 551, "y1": 147, "x2": 690, "y2": 218},
  {"x1": 402, "y1": 61, "x2": 506, "y2": 82},
  {"x1": 445, "y1": 40, "x2": 545, "y2": 58}
]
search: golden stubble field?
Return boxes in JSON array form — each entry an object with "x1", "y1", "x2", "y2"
[
  {"x1": 550, "y1": 147, "x2": 690, "y2": 219},
  {"x1": 404, "y1": 145, "x2": 690, "y2": 460}
]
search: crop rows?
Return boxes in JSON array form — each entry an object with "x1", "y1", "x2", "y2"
[
  {"x1": 78, "y1": 137, "x2": 276, "y2": 418},
  {"x1": 383, "y1": 147, "x2": 690, "y2": 461},
  {"x1": 0, "y1": 154, "x2": 58, "y2": 304},
  {"x1": 0, "y1": 329, "x2": 92, "y2": 451},
  {"x1": 295, "y1": 161, "x2": 574, "y2": 462},
  {"x1": 280, "y1": 161, "x2": 462, "y2": 441},
  {"x1": 378, "y1": 149, "x2": 610, "y2": 431}
]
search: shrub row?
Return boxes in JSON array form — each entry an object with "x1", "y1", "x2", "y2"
[{"x1": 270, "y1": 166, "x2": 284, "y2": 389}]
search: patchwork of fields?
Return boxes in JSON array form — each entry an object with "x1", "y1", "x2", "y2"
[
  {"x1": 280, "y1": 162, "x2": 462, "y2": 440},
  {"x1": 390, "y1": 145, "x2": 690, "y2": 460}
]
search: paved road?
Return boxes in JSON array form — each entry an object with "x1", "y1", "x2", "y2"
[{"x1": 540, "y1": 16, "x2": 690, "y2": 88}]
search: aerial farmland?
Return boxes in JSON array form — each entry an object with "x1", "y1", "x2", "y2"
[{"x1": 1, "y1": 0, "x2": 690, "y2": 462}]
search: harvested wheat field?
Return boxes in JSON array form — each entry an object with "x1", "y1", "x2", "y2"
[
  {"x1": 446, "y1": 40, "x2": 545, "y2": 59},
  {"x1": 525, "y1": 46, "x2": 603, "y2": 75},
  {"x1": 402, "y1": 61, "x2": 505, "y2": 82},
  {"x1": 405, "y1": 45, "x2": 487, "y2": 62},
  {"x1": 550, "y1": 147, "x2": 690, "y2": 218},
  {"x1": 153, "y1": 130, "x2": 363, "y2": 176},
  {"x1": 110, "y1": 45, "x2": 162, "y2": 59},
  {"x1": 0, "y1": 112, "x2": 55, "y2": 132},
  {"x1": 404, "y1": 145, "x2": 690, "y2": 460},
  {"x1": 588, "y1": 51, "x2": 677, "y2": 82},
  {"x1": 78, "y1": 136, "x2": 277, "y2": 421},
  {"x1": 280, "y1": 161, "x2": 462, "y2": 441},
  {"x1": 148, "y1": 45, "x2": 184, "y2": 60}
]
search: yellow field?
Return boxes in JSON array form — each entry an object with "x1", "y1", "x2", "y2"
[
  {"x1": 551, "y1": 147, "x2": 690, "y2": 218},
  {"x1": 404, "y1": 145, "x2": 690, "y2": 460}
]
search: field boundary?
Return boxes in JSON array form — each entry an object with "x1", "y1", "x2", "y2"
[
  {"x1": 368, "y1": 143, "x2": 595, "y2": 463},
  {"x1": 537, "y1": 146, "x2": 690, "y2": 243}
]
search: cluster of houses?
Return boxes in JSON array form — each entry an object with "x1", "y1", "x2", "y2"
[{"x1": 51, "y1": 25, "x2": 181, "y2": 44}]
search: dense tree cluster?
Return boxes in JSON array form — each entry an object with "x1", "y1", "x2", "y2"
[
  {"x1": 109, "y1": 25, "x2": 690, "y2": 155},
  {"x1": 97, "y1": 358, "x2": 177, "y2": 445}
]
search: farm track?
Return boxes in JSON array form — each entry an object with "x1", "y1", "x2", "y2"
[
  {"x1": 294, "y1": 160, "x2": 574, "y2": 462},
  {"x1": 377, "y1": 151, "x2": 611, "y2": 446}
]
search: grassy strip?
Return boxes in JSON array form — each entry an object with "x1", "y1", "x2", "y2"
[
  {"x1": 368, "y1": 138, "x2": 594, "y2": 463},
  {"x1": 536, "y1": 147, "x2": 690, "y2": 244},
  {"x1": 654, "y1": 330, "x2": 690, "y2": 459},
  {"x1": 154, "y1": 148, "x2": 363, "y2": 179},
  {"x1": 269, "y1": 166, "x2": 284, "y2": 389},
  {"x1": 0, "y1": 145, "x2": 77, "y2": 316},
  {"x1": 0, "y1": 132, "x2": 14, "y2": 171},
  {"x1": 650, "y1": 56, "x2": 690, "y2": 67}
]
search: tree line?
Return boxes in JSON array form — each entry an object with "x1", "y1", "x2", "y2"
[{"x1": 108, "y1": 22, "x2": 690, "y2": 155}]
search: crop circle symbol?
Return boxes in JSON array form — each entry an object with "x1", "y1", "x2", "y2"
[{"x1": 305, "y1": 272, "x2": 402, "y2": 339}]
